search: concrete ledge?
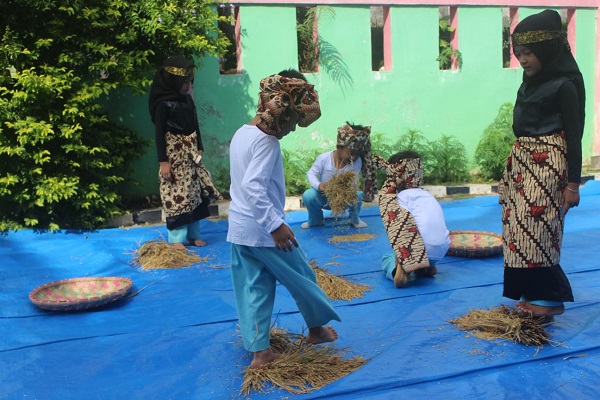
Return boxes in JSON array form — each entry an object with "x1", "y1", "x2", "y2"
[
  {"x1": 133, "y1": 208, "x2": 163, "y2": 225},
  {"x1": 446, "y1": 186, "x2": 470, "y2": 196},
  {"x1": 469, "y1": 184, "x2": 494, "y2": 195},
  {"x1": 209, "y1": 200, "x2": 230, "y2": 218},
  {"x1": 581, "y1": 175, "x2": 596, "y2": 185},
  {"x1": 285, "y1": 196, "x2": 303, "y2": 212},
  {"x1": 104, "y1": 177, "x2": 597, "y2": 228},
  {"x1": 422, "y1": 185, "x2": 446, "y2": 197},
  {"x1": 106, "y1": 213, "x2": 134, "y2": 228}
]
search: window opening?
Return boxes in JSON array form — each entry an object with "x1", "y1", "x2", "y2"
[
  {"x1": 371, "y1": 6, "x2": 384, "y2": 71},
  {"x1": 438, "y1": 6, "x2": 461, "y2": 70},
  {"x1": 218, "y1": 4, "x2": 240, "y2": 75},
  {"x1": 502, "y1": 8, "x2": 513, "y2": 68},
  {"x1": 297, "y1": 6, "x2": 319, "y2": 73}
]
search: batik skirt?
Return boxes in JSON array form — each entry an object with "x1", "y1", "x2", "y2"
[
  {"x1": 159, "y1": 131, "x2": 222, "y2": 230},
  {"x1": 499, "y1": 133, "x2": 573, "y2": 302}
]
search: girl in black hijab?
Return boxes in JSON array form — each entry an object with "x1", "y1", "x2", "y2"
[
  {"x1": 149, "y1": 56, "x2": 222, "y2": 250},
  {"x1": 499, "y1": 10, "x2": 585, "y2": 318}
]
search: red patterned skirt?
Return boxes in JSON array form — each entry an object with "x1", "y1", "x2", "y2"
[{"x1": 499, "y1": 133, "x2": 573, "y2": 302}]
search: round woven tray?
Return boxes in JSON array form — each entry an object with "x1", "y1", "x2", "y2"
[
  {"x1": 29, "y1": 277, "x2": 133, "y2": 311},
  {"x1": 446, "y1": 230, "x2": 503, "y2": 258}
]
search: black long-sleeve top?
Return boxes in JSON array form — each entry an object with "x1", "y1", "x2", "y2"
[
  {"x1": 558, "y1": 81, "x2": 583, "y2": 183},
  {"x1": 154, "y1": 97, "x2": 203, "y2": 162},
  {"x1": 513, "y1": 79, "x2": 583, "y2": 183}
]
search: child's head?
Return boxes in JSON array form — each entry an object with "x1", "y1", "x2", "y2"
[
  {"x1": 149, "y1": 56, "x2": 195, "y2": 121},
  {"x1": 511, "y1": 10, "x2": 570, "y2": 77},
  {"x1": 255, "y1": 69, "x2": 321, "y2": 137},
  {"x1": 161, "y1": 56, "x2": 195, "y2": 90},
  {"x1": 278, "y1": 68, "x2": 308, "y2": 82},
  {"x1": 389, "y1": 150, "x2": 421, "y2": 164},
  {"x1": 337, "y1": 122, "x2": 370, "y2": 161},
  {"x1": 385, "y1": 150, "x2": 423, "y2": 190},
  {"x1": 510, "y1": 9, "x2": 584, "y2": 124}
]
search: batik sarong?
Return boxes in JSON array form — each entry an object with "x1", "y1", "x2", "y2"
[
  {"x1": 499, "y1": 133, "x2": 574, "y2": 302},
  {"x1": 374, "y1": 155, "x2": 429, "y2": 273},
  {"x1": 159, "y1": 131, "x2": 222, "y2": 230}
]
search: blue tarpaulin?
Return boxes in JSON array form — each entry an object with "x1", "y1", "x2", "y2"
[{"x1": 2, "y1": 181, "x2": 600, "y2": 399}]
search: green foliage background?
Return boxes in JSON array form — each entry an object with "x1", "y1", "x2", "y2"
[
  {"x1": 473, "y1": 103, "x2": 515, "y2": 181},
  {"x1": 0, "y1": 0, "x2": 230, "y2": 231},
  {"x1": 372, "y1": 129, "x2": 470, "y2": 186}
]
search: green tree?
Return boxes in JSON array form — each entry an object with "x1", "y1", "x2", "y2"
[{"x1": 0, "y1": 0, "x2": 230, "y2": 232}]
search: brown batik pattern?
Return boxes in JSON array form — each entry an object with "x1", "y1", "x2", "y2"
[
  {"x1": 499, "y1": 133, "x2": 567, "y2": 269},
  {"x1": 374, "y1": 155, "x2": 429, "y2": 273},
  {"x1": 159, "y1": 132, "x2": 223, "y2": 219},
  {"x1": 255, "y1": 74, "x2": 321, "y2": 136}
]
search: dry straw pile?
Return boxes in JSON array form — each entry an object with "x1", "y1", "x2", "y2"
[
  {"x1": 132, "y1": 240, "x2": 207, "y2": 270},
  {"x1": 309, "y1": 260, "x2": 371, "y2": 301},
  {"x1": 241, "y1": 327, "x2": 368, "y2": 396},
  {"x1": 449, "y1": 305, "x2": 554, "y2": 346},
  {"x1": 329, "y1": 232, "x2": 376, "y2": 244},
  {"x1": 323, "y1": 171, "x2": 359, "y2": 217}
]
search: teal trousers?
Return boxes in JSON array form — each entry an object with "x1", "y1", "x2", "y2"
[{"x1": 230, "y1": 243, "x2": 341, "y2": 352}]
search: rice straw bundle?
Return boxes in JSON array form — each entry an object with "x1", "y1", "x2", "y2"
[
  {"x1": 309, "y1": 260, "x2": 371, "y2": 301},
  {"x1": 329, "y1": 233, "x2": 376, "y2": 244},
  {"x1": 241, "y1": 328, "x2": 368, "y2": 396},
  {"x1": 449, "y1": 305, "x2": 553, "y2": 346},
  {"x1": 132, "y1": 240, "x2": 207, "y2": 270},
  {"x1": 323, "y1": 170, "x2": 359, "y2": 217}
]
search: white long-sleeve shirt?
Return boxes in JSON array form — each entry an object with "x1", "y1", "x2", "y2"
[
  {"x1": 396, "y1": 188, "x2": 450, "y2": 260},
  {"x1": 306, "y1": 150, "x2": 362, "y2": 190},
  {"x1": 227, "y1": 125, "x2": 286, "y2": 247}
]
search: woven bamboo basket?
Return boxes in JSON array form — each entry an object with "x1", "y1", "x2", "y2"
[
  {"x1": 446, "y1": 230, "x2": 503, "y2": 258},
  {"x1": 29, "y1": 277, "x2": 133, "y2": 311}
]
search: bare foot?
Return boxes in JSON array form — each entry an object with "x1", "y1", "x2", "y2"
[
  {"x1": 306, "y1": 325, "x2": 338, "y2": 345},
  {"x1": 250, "y1": 348, "x2": 281, "y2": 368},
  {"x1": 188, "y1": 239, "x2": 206, "y2": 247},
  {"x1": 516, "y1": 301, "x2": 528, "y2": 312},
  {"x1": 517, "y1": 301, "x2": 564, "y2": 317},
  {"x1": 171, "y1": 242, "x2": 186, "y2": 251},
  {"x1": 393, "y1": 258, "x2": 408, "y2": 288}
]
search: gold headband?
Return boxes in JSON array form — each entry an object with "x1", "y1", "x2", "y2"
[
  {"x1": 164, "y1": 66, "x2": 194, "y2": 77},
  {"x1": 512, "y1": 29, "x2": 570, "y2": 51}
]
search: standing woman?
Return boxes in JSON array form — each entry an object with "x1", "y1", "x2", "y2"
[
  {"x1": 500, "y1": 10, "x2": 585, "y2": 318},
  {"x1": 149, "y1": 56, "x2": 222, "y2": 250}
]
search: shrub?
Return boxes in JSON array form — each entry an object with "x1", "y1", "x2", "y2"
[
  {"x1": 283, "y1": 148, "x2": 320, "y2": 196},
  {"x1": 474, "y1": 103, "x2": 515, "y2": 181},
  {"x1": 424, "y1": 135, "x2": 470, "y2": 184},
  {"x1": 0, "y1": 0, "x2": 230, "y2": 232},
  {"x1": 370, "y1": 130, "x2": 469, "y2": 187}
]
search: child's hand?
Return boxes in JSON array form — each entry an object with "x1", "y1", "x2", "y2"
[
  {"x1": 159, "y1": 161, "x2": 173, "y2": 181},
  {"x1": 271, "y1": 224, "x2": 299, "y2": 252},
  {"x1": 561, "y1": 186, "x2": 580, "y2": 215}
]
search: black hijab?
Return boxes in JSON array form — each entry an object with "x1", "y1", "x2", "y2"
[
  {"x1": 148, "y1": 56, "x2": 195, "y2": 123},
  {"x1": 512, "y1": 10, "x2": 585, "y2": 124}
]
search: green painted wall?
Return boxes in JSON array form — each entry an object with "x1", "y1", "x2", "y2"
[{"x1": 106, "y1": 5, "x2": 597, "y2": 199}]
